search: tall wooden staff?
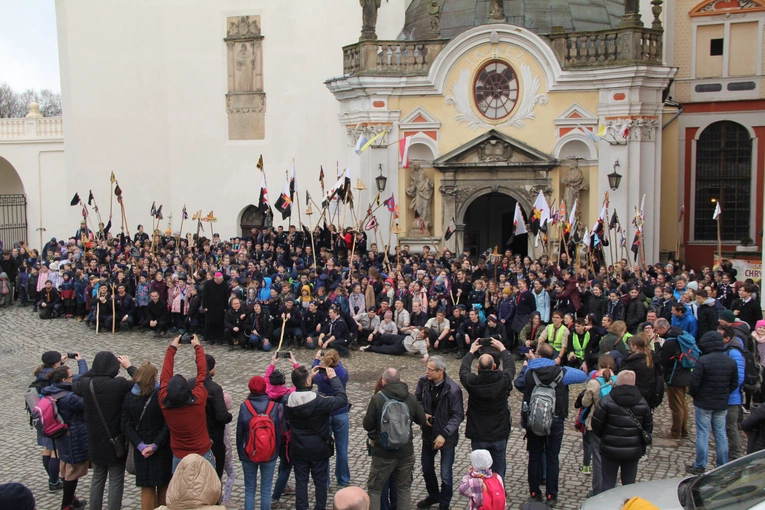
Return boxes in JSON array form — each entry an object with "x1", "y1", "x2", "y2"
[
  {"x1": 89, "y1": 191, "x2": 105, "y2": 239},
  {"x1": 715, "y1": 201, "x2": 723, "y2": 262},
  {"x1": 675, "y1": 205, "x2": 684, "y2": 259},
  {"x1": 178, "y1": 205, "x2": 186, "y2": 241},
  {"x1": 95, "y1": 291, "x2": 100, "y2": 334},
  {"x1": 305, "y1": 202, "x2": 317, "y2": 269},
  {"x1": 111, "y1": 283, "x2": 116, "y2": 334},
  {"x1": 109, "y1": 172, "x2": 115, "y2": 222}
]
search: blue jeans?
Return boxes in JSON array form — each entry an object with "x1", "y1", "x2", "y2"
[
  {"x1": 329, "y1": 412, "x2": 350, "y2": 485},
  {"x1": 172, "y1": 449, "x2": 216, "y2": 474},
  {"x1": 422, "y1": 441, "x2": 456, "y2": 508},
  {"x1": 249, "y1": 333, "x2": 272, "y2": 351},
  {"x1": 470, "y1": 438, "x2": 508, "y2": 480},
  {"x1": 694, "y1": 407, "x2": 728, "y2": 469},
  {"x1": 242, "y1": 458, "x2": 277, "y2": 510},
  {"x1": 294, "y1": 459, "x2": 329, "y2": 510},
  {"x1": 271, "y1": 444, "x2": 292, "y2": 501},
  {"x1": 527, "y1": 418, "x2": 565, "y2": 498}
]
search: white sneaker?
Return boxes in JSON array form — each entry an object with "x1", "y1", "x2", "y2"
[{"x1": 359, "y1": 345, "x2": 370, "y2": 352}]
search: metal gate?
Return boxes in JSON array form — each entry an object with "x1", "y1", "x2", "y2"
[{"x1": 0, "y1": 194, "x2": 27, "y2": 251}]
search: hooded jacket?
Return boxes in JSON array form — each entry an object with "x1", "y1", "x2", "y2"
[
  {"x1": 286, "y1": 377, "x2": 347, "y2": 461},
  {"x1": 741, "y1": 402, "x2": 765, "y2": 454},
  {"x1": 622, "y1": 352, "x2": 657, "y2": 404},
  {"x1": 514, "y1": 358, "x2": 587, "y2": 422},
  {"x1": 671, "y1": 309, "x2": 698, "y2": 339},
  {"x1": 415, "y1": 373, "x2": 465, "y2": 449},
  {"x1": 659, "y1": 326, "x2": 692, "y2": 387},
  {"x1": 697, "y1": 298, "x2": 719, "y2": 339},
  {"x1": 41, "y1": 359, "x2": 89, "y2": 465},
  {"x1": 459, "y1": 350, "x2": 515, "y2": 441},
  {"x1": 157, "y1": 453, "x2": 225, "y2": 510},
  {"x1": 72, "y1": 352, "x2": 137, "y2": 466},
  {"x1": 689, "y1": 332, "x2": 740, "y2": 411},
  {"x1": 363, "y1": 380, "x2": 426, "y2": 458},
  {"x1": 236, "y1": 393, "x2": 284, "y2": 463},
  {"x1": 723, "y1": 337, "x2": 745, "y2": 406},
  {"x1": 591, "y1": 385, "x2": 652, "y2": 461}
]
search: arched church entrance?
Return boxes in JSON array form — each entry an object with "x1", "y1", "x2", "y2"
[
  {"x1": 463, "y1": 192, "x2": 527, "y2": 257},
  {"x1": 0, "y1": 157, "x2": 28, "y2": 249},
  {"x1": 239, "y1": 204, "x2": 266, "y2": 236}
]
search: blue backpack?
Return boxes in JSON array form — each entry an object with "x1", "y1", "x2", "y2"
[{"x1": 674, "y1": 332, "x2": 701, "y2": 369}]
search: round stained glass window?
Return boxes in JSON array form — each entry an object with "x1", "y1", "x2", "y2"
[{"x1": 473, "y1": 60, "x2": 519, "y2": 120}]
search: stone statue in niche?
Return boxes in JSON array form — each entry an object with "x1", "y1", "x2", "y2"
[
  {"x1": 360, "y1": 0, "x2": 382, "y2": 41},
  {"x1": 428, "y1": 0, "x2": 441, "y2": 38},
  {"x1": 561, "y1": 158, "x2": 588, "y2": 209},
  {"x1": 489, "y1": 0, "x2": 505, "y2": 21},
  {"x1": 406, "y1": 163, "x2": 434, "y2": 231},
  {"x1": 235, "y1": 43, "x2": 256, "y2": 92}
]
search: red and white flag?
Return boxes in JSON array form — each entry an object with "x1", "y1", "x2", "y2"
[{"x1": 399, "y1": 136, "x2": 412, "y2": 168}]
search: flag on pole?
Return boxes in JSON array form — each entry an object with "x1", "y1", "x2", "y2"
[
  {"x1": 678, "y1": 204, "x2": 685, "y2": 223},
  {"x1": 618, "y1": 123, "x2": 630, "y2": 140},
  {"x1": 256, "y1": 155, "x2": 264, "y2": 171},
  {"x1": 114, "y1": 184, "x2": 122, "y2": 197},
  {"x1": 258, "y1": 174, "x2": 270, "y2": 214},
  {"x1": 70, "y1": 193, "x2": 81, "y2": 206},
  {"x1": 365, "y1": 216, "x2": 378, "y2": 231},
  {"x1": 530, "y1": 191, "x2": 550, "y2": 235},
  {"x1": 360, "y1": 130, "x2": 387, "y2": 153},
  {"x1": 150, "y1": 202, "x2": 156, "y2": 216},
  {"x1": 583, "y1": 227, "x2": 591, "y2": 248},
  {"x1": 592, "y1": 202, "x2": 607, "y2": 237},
  {"x1": 631, "y1": 232, "x2": 640, "y2": 261},
  {"x1": 110, "y1": 172, "x2": 115, "y2": 183},
  {"x1": 513, "y1": 203, "x2": 527, "y2": 237},
  {"x1": 609, "y1": 209, "x2": 619, "y2": 230},
  {"x1": 375, "y1": 192, "x2": 380, "y2": 207},
  {"x1": 444, "y1": 218, "x2": 457, "y2": 241},
  {"x1": 275, "y1": 177, "x2": 292, "y2": 219},
  {"x1": 182, "y1": 206, "x2": 188, "y2": 220},
  {"x1": 399, "y1": 136, "x2": 412, "y2": 169},
  {"x1": 87, "y1": 191, "x2": 94, "y2": 206},
  {"x1": 305, "y1": 190, "x2": 311, "y2": 207},
  {"x1": 155, "y1": 205, "x2": 163, "y2": 220},
  {"x1": 322, "y1": 167, "x2": 351, "y2": 208},
  {"x1": 354, "y1": 134, "x2": 368, "y2": 155},
  {"x1": 383, "y1": 195, "x2": 396, "y2": 212},
  {"x1": 597, "y1": 124, "x2": 606, "y2": 138},
  {"x1": 568, "y1": 199, "x2": 577, "y2": 235},
  {"x1": 713, "y1": 201, "x2": 722, "y2": 220},
  {"x1": 82, "y1": 204, "x2": 88, "y2": 218},
  {"x1": 290, "y1": 162, "x2": 297, "y2": 198}
]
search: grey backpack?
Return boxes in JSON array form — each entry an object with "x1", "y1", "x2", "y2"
[
  {"x1": 379, "y1": 393, "x2": 412, "y2": 450},
  {"x1": 525, "y1": 369, "x2": 564, "y2": 436}
]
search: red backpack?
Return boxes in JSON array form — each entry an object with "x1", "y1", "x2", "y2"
[
  {"x1": 244, "y1": 400, "x2": 276, "y2": 463},
  {"x1": 479, "y1": 474, "x2": 505, "y2": 510},
  {"x1": 33, "y1": 392, "x2": 68, "y2": 439}
]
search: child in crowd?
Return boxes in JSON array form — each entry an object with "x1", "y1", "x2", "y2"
[
  {"x1": 220, "y1": 390, "x2": 236, "y2": 506},
  {"x1": 459, "y1": 449, "x2": 505, "y2": 510}
]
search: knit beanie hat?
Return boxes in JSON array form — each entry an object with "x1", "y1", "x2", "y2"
[
  {"x1": 42, "y1": 350, "x2": 62, "y2": 365},
  {"x1": 471, "y1": 449, "x2": 493, "y2": 471},
  {"x1": 0, "y1": 483, "x2": 35, "y2": 510},
  {"x1": 622, "y1": 497, "x2": 659, "y2": 510},
  {"x1": 617, "y1": 370, "x2": 636, "y2": 386},
  {"x1": 248, "y1": 375, "x2": 266, "y2": 395}
]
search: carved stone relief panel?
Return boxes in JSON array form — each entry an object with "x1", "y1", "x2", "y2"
[{"x1": 225, "y1": 15, "x2": 266, "y2": 140}]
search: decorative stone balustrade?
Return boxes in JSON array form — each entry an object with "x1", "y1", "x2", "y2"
[
  {"x1": 547, "y1": 27, "x2": 663, "y2": 68},
  {"x1": 0, "y1": 116, "x2": 63, "y2": 140},
  {"x1": 342, "y1": 40, "x2": 449, "y2": 76}
]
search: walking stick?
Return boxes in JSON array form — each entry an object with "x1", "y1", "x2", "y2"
[
  {"x1": 277, "y1": 313, "x2": 287, "y2": 352},
  {"x1": 111, "y1": 284, "x2": 116, "y2": 334},
  {"x1": 96, "y1": 294, "x2": 100, "y2": 334}
]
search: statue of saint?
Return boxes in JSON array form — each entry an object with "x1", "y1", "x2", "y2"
[
  {"x1": 561, "y1": 159, "x2": 588, "y2": 210},
  {"x1": 428, "y1": 0, "x2": 441, "y2": 37},
  {"x1": 235, "y1": 43, "x2": 254, "y2": 91},
  {"x1": 360, "y1": 0, "x2": 382, "y2": 40},
  {"x1": 406, "y1": 164, "x2": 434, "y2": 231},
  {"x1": 489, "y1": 0, "x2": 505, "y2": 21}
]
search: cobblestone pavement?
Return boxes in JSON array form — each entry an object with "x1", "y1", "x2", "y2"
[{"x1": 1, "y1": 305, "x2": 725, "y2": 510}]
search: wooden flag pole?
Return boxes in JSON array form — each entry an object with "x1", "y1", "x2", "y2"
[
  {"x1": 111, "y1": 283, "x2": 116, "y2": 334},
  {"x1": 716, "y1": 208, "x2": 723, "y2": 262},
  {"x1": 676, "y1": 217, "x2": 682, "y2": 259},
  {"x1": 96, "y1": 292, "x2": 101, "y2": 334},
  {"x1": 178, "y1": 206, "x2": 186, "y2": 241}
]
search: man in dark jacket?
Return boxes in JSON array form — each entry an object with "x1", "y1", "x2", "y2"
[
  {"x1": 625, "y1": 287, "x2": 646, "y2": 334},
  {"x1": 696, "y1": 289, "x2": 719, "y2": 339},
  {"x1": 655, "y1": 319, "x2": 691, "y2": 440},
  {"x1": 39, "y1": 279, "x2": 62, "y2": 319},
  {"x1": 318, "y1": 306, "x2": 350, "y2": 357},
  {"x1": 286, "y1": 365, "x2": 347, "y2": 510},
  {"x1": 146, "y1": 290, "x2": 170, "y2": 336},
  {"x1": 731, "y1": 283, "x2": 763, "y2": 331},
  {"x1": 514, "y1": 342, "x2": 587, "y2": 506},
  {"x1": 72, "y1": 351, "x2": 136, "y2": 510},
  {"x1": 456, "y1": 309, "x2": 486, "y2": 359},
  {"x1": 272, "y1": 297, "x2": 304, "y2": 348},
  {"x1": 415, "y1": 356, "x2": 464, "y2": 510},
  {"x1": 686, "y1": 331, "x2": 740, "y2": 475},
  {"x1": 364, "y1": 368, "x2": 426, "y2": 510},
  {"x1": 204, "y1": 354, "x2": 233, "y2": 479},
  {"x1": 202, "y1": 271, "x2": 228, "y2": 344},
  {"x1": 223, "y1": 297, "x2": 249, "y2": 350},
  {"x1": 591, "y1": 370, "x2": 652, "y2": 492},
  {"x1": 459, "y1": 338, "x2": 514, "y2": 479}
]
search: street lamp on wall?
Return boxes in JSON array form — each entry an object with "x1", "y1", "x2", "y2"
[
  {"x1": 376, "y1": 164, "x2": 387, "y2": 193},
  {"x1": 608, "y1": 160, "x2": 622, "y2": 191}
]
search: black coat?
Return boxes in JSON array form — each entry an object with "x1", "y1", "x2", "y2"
[
  {"x1": 286, "y1": 378, "x2": 347, "y2": 461},
  {"x1": 459, "y1": 350, "x2": 514, "y2": 441},
  {"x1": 511, "y1": 290, "x2": 536, "y2": 334},
  {"x1": 42, "y1": 380, "x2": 89, "y2": 465},
  {"x1": 731, "y1": 298, "x2": 763, "y2": 331},
  {"x1": 415, "y1": 374, "x2": 464, "y2": 448},
  {"x1": 741, "y1": 403, "x2": 765, "y2": 454},
  {"x1": 224, "y1": 307, "x2": 249, "y2": 331},
  {"x1": 205, "y1": 377, "x2": 233, "y2": 443},
  {"x1": 585, "y1": 294, "x2": 608, "y2": 323},
  {"x1": 696, "y1": 301, "x2": 719, "y2": 339},
  {"x1": 591, "y1": 385, "x2": 652, "y2": 461},
  {"x1": 202, "y1": 280, "x2": 228, "y2": 322},
  {"x1": 659, "y1": 326, "x2": 692, "y2": 387},
  {"x1": 72, "y1": 351, "x2": 136, "y2": 466},
  {"x1": 689, "y1": 332, "x2": 740, "y2": 412},
  {"x1": 121, "y1": 390, "x2": 172, "y2": 487},
  {"x1": 621, "y1": 352, "x2": 656, "y2": 403},
  {"x1": 147, "y1": 299, "x2": 169, "y2": 322},
  {"x1": 625, "y1": 297, "x2": 646, "y2": 333}
]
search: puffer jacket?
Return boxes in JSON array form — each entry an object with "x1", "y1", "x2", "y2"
[
  {"x1": 621, "y1": 352, "x2": 657, "y2": 404},
  {"x1": 42, "y1": 365, "x2": 89, "y2": 464},
  {"x1": 415, "y1": 373, "x2": 465, "y2": 449},
  {"x1": 157, "y1": 453, "x2": 225, "y2": 510},
  {"x1": 625, "y1": 295, "x2": 646, "y2": 333},
  {"x1": 286, "y1": 378, "x2": 347, "y2": 461},
  {"x1": 696, "y1": 299, "x2": 719, "y2": 339},
  {"x1": 236, "y1": 394, "x2": 284, "y2": 463},
  {"x1": 591, "y1": 384, "x2": 652, "y2": 461},
  {"x1": 72, "y1": 352, "x2": 136, "y2": 466},
  {"x1": 689, "y1": 332, "x2": 740, "y2": 411},
  {"x1": 741, "y1": 403, "x2": 765, "y2": 454},
  {"x1": 459, "y1": 350, "x2": 514, "y2": 441}
]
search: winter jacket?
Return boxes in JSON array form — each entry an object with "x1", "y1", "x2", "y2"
[
  {"x1": 459, "y1": 350, "x2": 515, "y2": 441},
  {"x1": 519, "y1": 321, "x2": 545, "y2": 348},
  {"x1": 415, "y1": 373, "x2": 465, "y2": 449},
  {"x1": 205, "y1": 376, "x2": 233, "y2": 444},
  {"x1": 264, "y1": 362, "x2": 299, "y2": 401},
  {"x1": 697, "y1": 299, "x2": 719, "y2": 339},
  {"x1": 672, "y1": 310, "x2": 698, "y2": 339},
  {"x1": 236, "y1": 393, "x2": 285, "y2": 463},
  {"x1": 147, "y1": 299, "x2": 169, "y2": 322},
  {"x1": 689, "y1": 332, "x2": 740, "y2": 411},
  {"x1": 135, "y1": 282, "x2": 151, "y2": 307},
  {"x1": 170, "y1": 285, "x2": 191, "y2": 314},
  {"x1": 156, "y1": 453, "x2": 225, "y2": 510},
  {"x1": 42, "y1": 359, "x2": 89, "y2": 465},
  {"x1": 224, "y1": 307, "x2": 249, "y2": 331},
  {"x1": 511, "y1": 290, "x2": 536, "y2": 334},
  {"x1": 533, "y1": 290, "x2": 551, "y2": 323},
  {"x1": 515, "y1": 358, "x2": 587, "y2": 423},
  {"x1": 591, "y1": 385, "x2": 652, "y2": 461},
  {"x1": 621, "y1": 352, "x2": 657, "y2": 404},
  {"x1": 71, "y1": 353, "x2": 136, "y2": 466},
  {"x1": 625, "y1": 296, "x2": 647, "y2": 333},
  {"x1": 585, "y1": 294, "x2": 608, "y2": 323},
  {"x1": 659, "y1": 326, "x2": 692, "y2": 387},
  {"x1": 497, "y1": 296, "x2": 515, "y2": 325},
  {"x1": 287, "y1": 378, "x2": 347, "y2": 461},
  {"x1": 605, "y1": 300, "x2": 625, "y2": 322},
  {"x1": 581, "y1": 373, "x2": 617, "y2": 430},
  {"x1": 121, "y1": 387, "x2": 172, "y2": 488},
  {"x1": 731, "y1": 297, "x2": 763, "y2": 331},
  {"x1": 723, "y1": 338, "x2": 746, "y2": 406},
  {"x1": 741, "y1": 403, "x2": 765, "y2": 454},
  {"x1": 363, "y1": 380, "x2": 425, "y2": 458},
  {"x1": 312, "y1": 360, "x2": 350, "y2": 416}
]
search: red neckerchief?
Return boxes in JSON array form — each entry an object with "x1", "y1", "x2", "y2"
[{"x1": 517, "y1": 289, "x2": 526, "y2": 304}]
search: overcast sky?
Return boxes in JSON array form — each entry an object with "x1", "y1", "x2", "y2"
[{"x1": 0, "y1": 1, "x2": 60, "y2": 92}]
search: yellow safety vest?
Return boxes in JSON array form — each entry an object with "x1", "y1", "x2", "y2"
[
  {"x1": 546, "y1": 324, "x2": 566, "y2": 350},
  {"x1": 571, "y1": 332, "x2": 591, "y2": 359}
]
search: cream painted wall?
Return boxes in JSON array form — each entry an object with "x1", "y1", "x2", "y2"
[
  {"x1": 55, "y1": 0, "x2": 407, "y2": 240},
  {"x1": 660, "y1": 118, "x2": 679, "y2": 253}
]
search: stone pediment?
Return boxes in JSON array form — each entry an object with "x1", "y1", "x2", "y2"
[{"x1": 433, "y1": 130, "x2": 557, "y2": 169}]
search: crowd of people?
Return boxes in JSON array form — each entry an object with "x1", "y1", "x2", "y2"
[{"x1": 3, "y1": 217, "x2": 765, "y2": 509}]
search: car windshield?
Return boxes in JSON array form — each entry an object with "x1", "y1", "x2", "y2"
[{"x1": 691, "y1": 450, "x2": 765, "y2": 509}]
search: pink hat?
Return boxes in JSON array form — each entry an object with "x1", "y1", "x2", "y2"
[
  {"x1": 214, "y1": 271, "x2": 223, "y2": 278},
  {"x1": 756, "y1": 320, "x2": 765, "y2": 330}
]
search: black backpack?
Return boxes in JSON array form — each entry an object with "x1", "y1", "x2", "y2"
[{"x1": 726, "y1": 343, "x2": 763, "y2": 393}]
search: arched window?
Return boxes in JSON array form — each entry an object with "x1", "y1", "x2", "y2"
[
  {"x1": 239, "y1": 204, "x2": 266, "y2": 236},
  {"x1": 694, "y1": 121, "x2": 752, "y2": 241}
]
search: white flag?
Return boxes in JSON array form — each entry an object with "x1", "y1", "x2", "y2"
[
  {"x1": 533, "y1": 191, "x2": 550, "y2": 227},
  {"x1": 713, "y1": 202, "x2": 722, "y2": 220},
  {"x1": 583, "y1": 227, "x2": 591, "y2": 247},
  {"x1": 513, "y1": 203, "x2": 527, "y2": 236}
]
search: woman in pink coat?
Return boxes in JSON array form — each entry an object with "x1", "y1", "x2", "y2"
[{"x1": 169, "y1": 276, "x2": 191, "y2": 332}]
